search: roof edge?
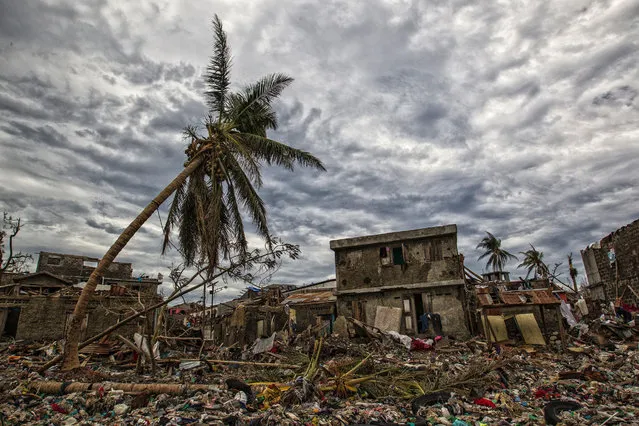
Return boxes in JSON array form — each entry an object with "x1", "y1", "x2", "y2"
[{"x1": 330, "y1": 224, "x2": 457, "y2": 250}]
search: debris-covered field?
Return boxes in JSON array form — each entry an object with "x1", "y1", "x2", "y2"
[{"x1": 1, "y1": 315, "x2": 638, "y2": 426}]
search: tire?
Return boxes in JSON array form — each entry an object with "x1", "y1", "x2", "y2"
[
  {"x1": 411, "y1": 391, "x2": 452, "y2": 415},
  {"x1": 543, "y1": 400, "x2": 582, "y2": 425}
]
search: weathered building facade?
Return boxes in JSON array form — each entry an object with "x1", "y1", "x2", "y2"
[
  {"x1": 37, "y1": 252, "x2": 160, "y2": 295},
  {"x1": 581, "y1": 218, "x2": 639, "y2": 303},
  {"x1": 330, "y1": 224, "x2": 470, "y2": 338},
  {"x1": 0, "y1": 252, "x2": 162, "y2": 341}
]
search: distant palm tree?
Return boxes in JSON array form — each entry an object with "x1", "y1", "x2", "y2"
[
  {"x1": 518, "y1": 244, "x2": 549, "y2": 279},
  {"x1": 568, "y1": 253, "x2": 578, "y2": 292},
  {"x1": 477, "y1": 232, "x2": 518, "y2": 272},
  {"x1": 60, "y1": 15, "x2": 325, "y2": 370}
]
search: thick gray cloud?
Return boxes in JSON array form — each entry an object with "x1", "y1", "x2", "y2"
[{"x1": 1, "y1": 0, "x2": 638, "y2": 302}]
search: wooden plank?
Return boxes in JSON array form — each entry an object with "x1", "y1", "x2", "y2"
[
  {"x1": 515, "y1": 313, "x2": 546, "y2": 345},
  {"x1": 482, "y1": 315, "x2": 508, "y2": 342}
]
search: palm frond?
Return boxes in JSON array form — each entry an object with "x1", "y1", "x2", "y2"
[
  {"x1": 162, "y1": 179, "x2": 188, "y2": 254},
  {"x1": 227, "y1": 95, "x2": 277, "y2": 136},
  {"x1": 179, "y1": 168, "x2": 209, "y2": 266},
  {"x1": 225, "y1": 154, "x2": 270, "y2": 241},
  {"x1": 205, "y1": 15, "x2": 232, "y2": 117},
  {"x1": 225, "y1": 131, "x2": 263, "y2": 187},
  {"x1": 223, "y1": 174, "x2": 249, "y2": 259},
  {"x1": 236, "y1": 132, "x2": 326, "y2": 171},
  {"x1": 230, "y1": 73, "x2": 294, "y2": 125}
]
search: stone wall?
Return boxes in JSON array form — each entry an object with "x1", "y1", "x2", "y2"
[
  {"x1": 37, "y1": 252, "x2": 133, "y2": 282},
  {"x1": 581, "y1": 218, "x2": 639, "y2": 303},
  {"x1": 15, "y1": 296, "x2": 153, "y2": 341},
  {"x1": 334, "y1": 235, "x2": 462, "y2": 291},
  {"x1": 336, "y1": 286, "x2": 469, "y2": 339},
  {"x1": 292, "y1": 303, "x2": 335, "y2": 331}
]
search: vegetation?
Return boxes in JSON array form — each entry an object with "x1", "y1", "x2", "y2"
[
  {"x1": 60, "y1": 15, "x2": 325, "y2": 370},
  {"x1": 0, "y1": 212, "x2": 32, "y2": 279},
  {"x1": 568, "y1": 253, "x2": 579, "y2": 292},
  {"x1": 517, "y1": 244, "x2": 549, "y2": 279},
  {"x1": 476, "y1": 232, "x2": 517, "y2": 272}
]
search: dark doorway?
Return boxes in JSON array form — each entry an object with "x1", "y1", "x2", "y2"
[
  {"x1": 413, "y1": 294, "x2": 425, "y2": 333},
  {"x1": 4, "y1": 308, "x2": 21, "y2": 337}
]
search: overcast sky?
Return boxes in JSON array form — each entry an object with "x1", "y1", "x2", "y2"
[{"x1": 1, "y1": 0, "x2": 638, "y2": 301}]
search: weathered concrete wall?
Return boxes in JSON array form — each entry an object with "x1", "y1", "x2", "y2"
[
  {"x1": 37, "y1": 252, "x2": 133, "y2": 282},
  {"x1": 337, "y1": 286, "x2": 469, "y2": 339},
  {"x1": 15, "y1": 297, "x2": 68, "y2": 340},
  {"x1": 16, "y1": 274, "x2": 68, "y2": 289},
  {"x1": 0, "y1": 272, "x2": 26, "y2": 286},
  {"x1": 213, "y1": 307, "x2": 288, "y2": 347},
  {"x1": 581, "y1": 218, "x2": 639, "y2": 303},
  {"x1": 292, "y1": 303, "x2": 334, "y2": 331},
  {"x1": 15, "y1": 296, "x2": 153, "y2": 342},
  {"x1": 334, "y1": 235, "x2": 462, "y2": 291}
]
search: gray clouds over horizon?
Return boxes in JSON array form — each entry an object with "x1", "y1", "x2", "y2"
[{"x1": 1, "y1": 0, "x2": 638, "y2": 300}]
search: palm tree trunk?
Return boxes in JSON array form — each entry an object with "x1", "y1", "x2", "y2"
[{"x1": 60, "y1": 157, "x2": 204, "y2": 370}]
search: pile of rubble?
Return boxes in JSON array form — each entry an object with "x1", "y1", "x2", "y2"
[{"x1": 0, "y1": 313, "x2": 638, "y2": 426}]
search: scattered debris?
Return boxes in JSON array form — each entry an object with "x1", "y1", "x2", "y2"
[{"x1": 1, "y1": 311, "x2": 637, "y2": 425}]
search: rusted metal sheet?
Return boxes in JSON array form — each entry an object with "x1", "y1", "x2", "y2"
[
  {"x1": 281, "y1": 291, "x2": 336, "y2": 305},
  {"x1": 476, "y1": 287, "x2": 560, "y2": 307},
  {"x1": 477, "y1": 293, "x2": 493, "y2": 306}
]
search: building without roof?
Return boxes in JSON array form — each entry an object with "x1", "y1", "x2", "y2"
[
  {"x1": 0, "y1": 252, "x2": 162, "y2": 341},
  {"x1": 330, "y1": 224, "x2": 470, "y2": 338},
  {"x1": 581, "y1": 218, "x2": 639, "y2": 304},
  {"x1": 37, "y1": 251, "x2": 161, "y2": 295}
]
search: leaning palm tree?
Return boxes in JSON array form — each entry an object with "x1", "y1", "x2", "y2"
[
  {"x1": 517, "y1": 244, "x2": 549, "y2": 279},
  {"x1": 476, "y1": 232, "x2": 517, "y2": 272},
  {"x1": 60, "y1": 15, "x2": 325, "y2": 370}
]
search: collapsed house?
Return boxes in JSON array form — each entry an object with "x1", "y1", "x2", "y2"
[
  {"x1": 330, "y1": 224, "x2": 470, "y2": 338},
  {"x1": 205, "y1": 281, "x2": 337, "y2": 347},
  {"x1": 0, "y1": 252, "x2": 162, "y2": 341},
  {"x1": 281, "y1": 279, "x2": 337, "y2": 333},
  {"x1": 581, "y1": 218, "x2": 639, "y2": 304},
  {"x1": 474, "y1": 280, "x2": 566, "y2": 347}
]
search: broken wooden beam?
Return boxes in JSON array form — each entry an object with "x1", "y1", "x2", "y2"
[{"x1": 115, "y1": 334, "x2": 145, "y2": 358}]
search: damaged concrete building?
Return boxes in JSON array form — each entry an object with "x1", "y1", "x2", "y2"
[
  {"x1": 206, "y1": 280, "x2": 337, "y2": 347},
  {"x1": 0, "y1": 252, "x2": 162, "y2": 341},
  {"x1": 330, "y1": 224, "x2": 470, "y2": 338},
  {"x1": 581, "y1": 218, "x2": 639, "y2": 303}
]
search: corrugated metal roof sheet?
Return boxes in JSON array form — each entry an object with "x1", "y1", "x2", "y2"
[
  {"x1": 281, "y1": 291, "x2": 336, "y2": 305},
  {"x1": 477, "y1": 288, "x2": 560, "y2": 307}
]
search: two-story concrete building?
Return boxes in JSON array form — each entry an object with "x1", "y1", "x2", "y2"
[{"x1": 330, "y1": 224, "x2": 470, "y2": 338}]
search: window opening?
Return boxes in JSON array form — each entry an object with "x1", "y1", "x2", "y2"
[{"x1": 392, "y1": 247, "x2": 405, "y2": 265}]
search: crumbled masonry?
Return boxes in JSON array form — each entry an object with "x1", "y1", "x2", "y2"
[{"x1": 1, "y1": 312, "x2": 638, "y2": 426}]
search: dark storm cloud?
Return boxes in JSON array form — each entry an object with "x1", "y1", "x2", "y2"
[
  {"x1": 86, "y1": 218, "x2": 123, "y2": 235},
  {"x1": 1, "y1": 0, "x2": 638, "y2": 295}
]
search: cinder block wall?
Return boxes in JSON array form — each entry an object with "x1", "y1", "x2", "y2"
[
  {"x1": 582, "y1": 219, "x2": 639, "y2": 303},
  {"x1": 16, "y1": 296, "x2": 153, "y2": 342}
]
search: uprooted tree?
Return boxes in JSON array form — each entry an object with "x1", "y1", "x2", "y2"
[
  {"x1": 60, "y1": 14, "x2": 325, "y2": 370},
  {"x1": 0, "y1": 212, "x2": 33, "y2": 281}
]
